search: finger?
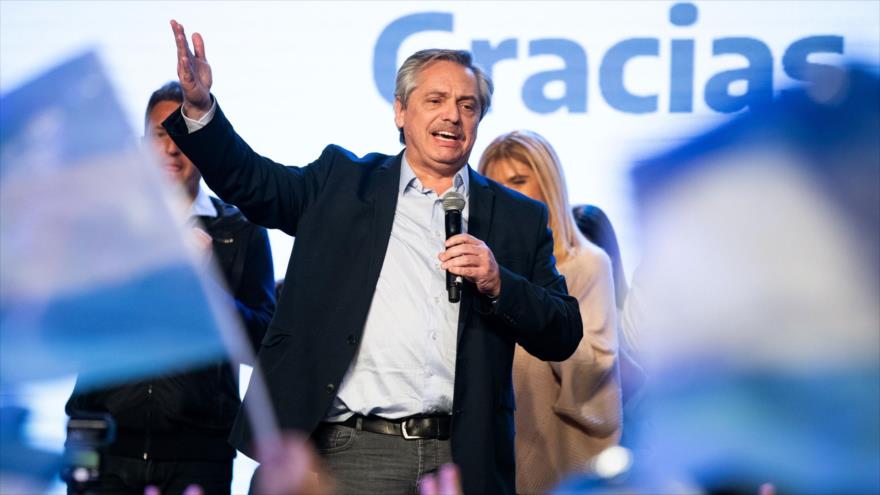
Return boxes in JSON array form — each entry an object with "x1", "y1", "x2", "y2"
[
  {"x1": 438, "y1": 464, "x2": 461, "y2": 495},
  {"x1": 172, "y1": 19, "x2": 196, "y2": 64},
  {"x1": 758, "y1": 483, "x2": 776, "y2": 495},
  {"x1": 442, "y1": 255, "x2": 483, "y2": 271},
  {"x1": 183, "y1": 485, "x2": 204, "y2": 495},
  {"x1": 447, "y1": 265, "x2": 480, "y2": 279},
  {"x1": 439, "y1": 244, "x2": 482, "y2": 262},
  {"x1": 418, "y1": 474, "x2": 439, "y2": 495},
  {"x1": 178, "y1": 56, "x2": 194, "y2": 83},
  {"x1": 170, "y1": 20, "x2": 190, "y2": 59},
  {"x1": 444, "y1": 233, "x2": 478, "y2": 248},
  {"x1": 192, "y1": 32, "x2": 207, "y2": 60},
  {"x1": 171, "y1": 20, "x2": 186, "y2": 61}
]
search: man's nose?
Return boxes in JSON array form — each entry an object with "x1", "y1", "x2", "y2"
[
  {"x1": 441, "y1": 100, "x2": 461, "y2": 123},
  {"x1": 163, "y1": 137, "x2": 180, "y2": 155}
]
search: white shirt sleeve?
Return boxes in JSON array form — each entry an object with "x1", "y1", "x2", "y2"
[{"x1": 181, "y1": 98, "x2": 217, "y2": 133}]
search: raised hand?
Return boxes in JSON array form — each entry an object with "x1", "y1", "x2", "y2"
[
  {"x1": 170, "y1": 19, "x2": 212, "y2": 119},
  {"x1": 439, "y1": 234, "x2": 501, "y2": 298}
]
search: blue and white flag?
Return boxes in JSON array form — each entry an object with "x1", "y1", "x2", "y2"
[{"x1": 0, "y1": 52, "x2": 239, "y2": 388}]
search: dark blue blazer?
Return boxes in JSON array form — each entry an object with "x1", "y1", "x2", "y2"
[{"x1": 164, "y1": 105, "x2": 583, "y2": 494}]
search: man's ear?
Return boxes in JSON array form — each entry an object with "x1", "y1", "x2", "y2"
[{"x1": 393, "y1": 98, "x2": 405, "y2": 129}]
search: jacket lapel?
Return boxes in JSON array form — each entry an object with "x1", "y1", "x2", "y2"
[
  {"x1": 362, "y1": 151, "x2": 402, "y2": 289},
  {"x1": 457, "y1": 167, "x2": 495, "y2": 345}
]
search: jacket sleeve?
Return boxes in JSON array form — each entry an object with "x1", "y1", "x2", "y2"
[
  {"x1": 233, "y1": 225, "x2": 276, "y2": 357},
  {"x1": 163, "y1": 100, "x2": 334, "y2": 236},
  {"x1": 549, "y1": 249, "x2": 622, "y2": 438},
  {"x1": 480, "y1": 204, "x2": 584, "y2": 362}
]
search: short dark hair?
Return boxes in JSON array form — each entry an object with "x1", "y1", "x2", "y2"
[
  {"x1": 572, "y1": 204, "x2": 629, "y2": 309},
  {"x1": 144, "y1": 81, "x2": 183, "y2": 132}
]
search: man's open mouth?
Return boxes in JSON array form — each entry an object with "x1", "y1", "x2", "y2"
[{"x1": 432, "y1": 130, "x2": 460, "y2": 141}]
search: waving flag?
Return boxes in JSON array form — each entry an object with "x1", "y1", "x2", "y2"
[{"x1": 0, "y1": 52, "x2": 241, "y2": 389}]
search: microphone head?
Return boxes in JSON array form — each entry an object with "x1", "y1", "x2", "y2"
[{"x1": 442, "y1": 190, "x2": 466, "y2": 212}]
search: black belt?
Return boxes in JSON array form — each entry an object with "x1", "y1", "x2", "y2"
[{"x1": 335, "y1": 414, "x2": 451, "y2": 440}]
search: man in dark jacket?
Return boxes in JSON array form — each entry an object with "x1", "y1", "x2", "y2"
[
  {"x1": 64, "y1": 81, "x2": 276, "y2": 495},
  {"x1": 166, "y1": 20, "x2": 582, "y2": 494}
]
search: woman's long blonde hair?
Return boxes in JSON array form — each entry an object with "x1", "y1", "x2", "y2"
[{"x1": 478, "y1": 130, "x2": 585, "y2": 264}]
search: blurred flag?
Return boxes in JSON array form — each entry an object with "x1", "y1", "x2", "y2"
[
  {"x1": 0, "y1": 52, "x2": 239, "y2": 388},
  {"x1": 628, "y1": 66, "x2": 880, "y2": 494},
  {"x1": 551, "y1": 65, "x2": 880, "y2": 495}
]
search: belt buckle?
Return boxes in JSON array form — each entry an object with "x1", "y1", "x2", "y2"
[{"x1": 400, "y1": 420, "x2": 423, "y2": 440}]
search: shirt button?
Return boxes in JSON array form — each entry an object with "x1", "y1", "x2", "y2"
[
  {"x1": 326, "y1": 383, "x2": 335, "y2": 393},
  {"x1": 434, "y1": 296, "x2": 440, "y2": 304},
  {"x1": 431, "y1": 332, "x2": 437, "y2": 341}
]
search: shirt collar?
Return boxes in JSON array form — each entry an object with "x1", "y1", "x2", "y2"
[
  {"x1": 399, "y1": 152, "x2": 470, "y2": 197},
  {"x1": 189, "y1": 186, "x2": 218, "y2": 218}
]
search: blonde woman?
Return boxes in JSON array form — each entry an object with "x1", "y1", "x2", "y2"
[{"x1": 478, "y1": 131, "x2": 622, "y2": 494}]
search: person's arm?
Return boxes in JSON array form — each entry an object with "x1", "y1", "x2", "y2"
[
  {"x1": 443, "y1": 204, "x2": 583, "y2": 361},
  {"x1": 164, "y1": 21, "x2": 334, "y2": 236},
  {"x1": 233, "y1": 226, "x2": 276, "y2": 355},
  {"x1": 491, "y1": 209, "x2": 583, "y2": 361},
  {"x1": 549, "y1": 249, "x2": 622, "y2": 438}
]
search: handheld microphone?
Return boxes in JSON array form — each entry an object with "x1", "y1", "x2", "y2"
[{"x1": 441, "y1": 190, "x2": 466, "y2": 303}]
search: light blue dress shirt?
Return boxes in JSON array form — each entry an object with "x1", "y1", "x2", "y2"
[{"x1": 327, "y1": 155, "x2": 470, "y2": 420}]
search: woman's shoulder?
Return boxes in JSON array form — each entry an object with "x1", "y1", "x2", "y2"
[
  {"x1": 558, "y1": 241, "x2": 613, "y2": 298},
  {"x1": 560, "y1": 240, "x2": 612, "y2": 275}
]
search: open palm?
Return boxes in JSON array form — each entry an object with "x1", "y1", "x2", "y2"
[{"x1": 171, "y1": 20, "x2": 212, "y2": 117}]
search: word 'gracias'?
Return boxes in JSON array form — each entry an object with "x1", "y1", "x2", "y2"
[{"x1": 372, "y1": 3, "x2": 845, "y2": 114}]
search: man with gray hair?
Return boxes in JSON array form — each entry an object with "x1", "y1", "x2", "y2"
[{"x1": 165, "y1": 20, "x2": 582, "y2": 494}]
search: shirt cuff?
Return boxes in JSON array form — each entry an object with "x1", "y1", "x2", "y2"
[{"x1": 181, "y1": 97, "x2": 217, "y2": 133}]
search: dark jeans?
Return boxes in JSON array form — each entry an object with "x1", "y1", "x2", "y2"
[
  {"x1": 310, "y1": 422, "x2": 452, "y2": 495},
  {"x1": 67, "y1": 454, "x2": 232, "y2": 495}
]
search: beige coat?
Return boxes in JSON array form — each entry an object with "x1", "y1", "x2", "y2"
[{"x1": 513, "y1": 242, "x2": 623, "y2": 494}]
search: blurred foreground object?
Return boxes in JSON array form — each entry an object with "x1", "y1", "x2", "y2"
[
  {"x1": 0, "y1": 51, "x2": 239, "y2": 388},
  {"x1": 0, "y1": 406, "x2": 61, "y2": 494},
  {"x1": 60, "y1": 413, "x2": 115, "y2": 494},
  {"x1": 418, "y1": 463, "x2": 462, "y2": 495},
  {"x1": 60, "y1": 80, "x2": 275, "y2": 494},
  {"x1": 634, "y1": 65, "x2": 880, "y2": 493},
  {"x1": 555, "y1": 65, "x2": 879, "y2": 494},
  {"x1": 251, "y1": 433, "x2": 332, "y2": 495},
  {"x1": 0, "y1": 52, "x2": 248, "y2": 490}
]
